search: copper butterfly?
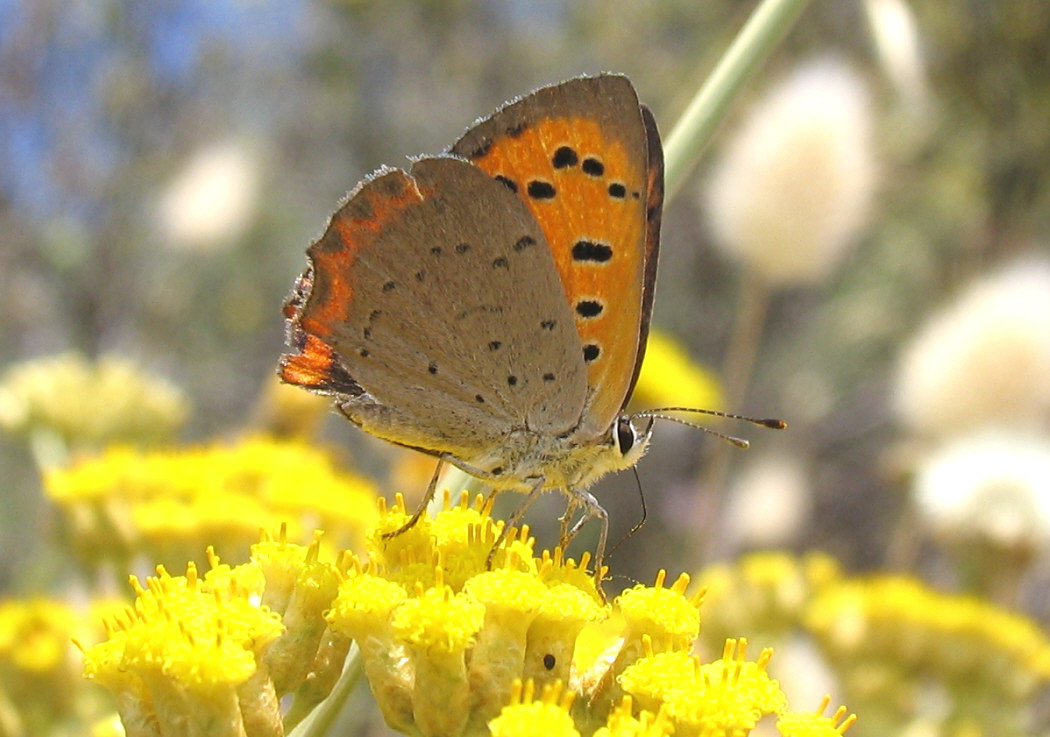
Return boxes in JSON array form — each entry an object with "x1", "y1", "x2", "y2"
[{"x1": 280, "y1": 74, "x2": 663, "y2": 572}]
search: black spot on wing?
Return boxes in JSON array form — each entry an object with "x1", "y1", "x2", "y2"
[
  {"x1": 572, "y1": 240, "x2": 613, "y2": 263},
  {"x1": 552, "y1": 146, "x2": 579, "y2": 169},
  {"x1": 575, "y1": 299, "x2": 604, "y2": 318},
  {"x1": 527, "y1": 180, "x2": 556, "y2": 200},
  {"x1": 582, "y1": 157, "x2": 605, "y2": 177}
]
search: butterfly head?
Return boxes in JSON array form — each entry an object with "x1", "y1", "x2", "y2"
[
  {"x1": 568, "y1": 413, "x2": 655, "y2": 491},
  {"x1": 615, "y1": 414, "x2": 655, "y2": 470}
]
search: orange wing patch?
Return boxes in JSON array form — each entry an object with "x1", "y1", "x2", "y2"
[
  {"x1": 280, "y1": 169, "x2": 424, "y2": 394},
  {"x1": 300, "y1": 172, "x2": 424, "y2": 340},
  {"x1": 466, "y1": 116, "x2": 649, "y2": 430},
  {"x1": 279, "y1": 334, "x2": 341, "y2": 388}
]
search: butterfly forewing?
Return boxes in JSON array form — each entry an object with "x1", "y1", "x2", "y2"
[
  {"x1": 281, "y1": 157, "x2": 588, "y2": 462},
  {"x1": 450, "y1": 75, "x2": 657, "y2": 437}
]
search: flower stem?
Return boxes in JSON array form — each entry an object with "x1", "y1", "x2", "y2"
[
  {"x1": 286, "y1": 645, "x2": 364, "y2": 737},
  {"x1": 663, "y1": 0, "x2": 813, "y2": 199}
]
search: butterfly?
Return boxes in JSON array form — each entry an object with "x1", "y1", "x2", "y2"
[{"x1": 279, "y1": 74, "x2": 664, "y2": 573}]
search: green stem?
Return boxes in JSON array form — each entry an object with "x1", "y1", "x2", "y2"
[
  {"x1": 663, "y1": 0, "x2": 812, "y2": 199},
  {"x1": 287, "y1": 645, "x2": 364, "y2": 737}
]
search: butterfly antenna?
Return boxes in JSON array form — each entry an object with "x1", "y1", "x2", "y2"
[
  {"x1": 638, "y1": 413, "x2": 750, "y2": 448},
  {"x1": 638, "y1": 406, "x2": 787, "y2": 430}
]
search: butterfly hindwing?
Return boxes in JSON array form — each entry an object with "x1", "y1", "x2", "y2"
[{"x1": 280, "y1": 157, "x2": 589, "y2": 462}]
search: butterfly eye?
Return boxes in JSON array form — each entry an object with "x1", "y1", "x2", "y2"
[{"x1": 616, "y1": 416, "x2": 636, "y2": 455}]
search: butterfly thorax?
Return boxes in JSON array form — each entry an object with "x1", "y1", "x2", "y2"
[{"x1": 464, "y1": 415, "x2": 653, "y2": 493}]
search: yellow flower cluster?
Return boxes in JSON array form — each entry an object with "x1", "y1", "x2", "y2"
[
  {"x1": 82, "y1": 533, "x2": 350, "y2": 737},
  {"x1": 490, "y1": 681, "x2": 580, "y2": 737},
  {"x1": 695, "y1": 552, "x2": 1050, "y2": 736},
  {"x1": 617, "y1": 639, "x2": 786, "y2": 733},
  {"x1": 81, "y1": 499, "x2": 853, "y2": 737},
  {"x1": 45, "y1": 436, "x2": 379, "y2": 573},
  {"x1": 483, "y1": 680, "x2": 855, "y2": 737},
  {"x1": 807, "y1": 576, "x2": 1050, "y2": 701},
  {"x1": 0, "y1": 352, "x2": 189, "y2": 452},
  {"x1": 696, "y1": 551, "x2": 842, "y2": 649},
  {"x1": 0, "y1": 598, "x2": 122, "y2": 737}
]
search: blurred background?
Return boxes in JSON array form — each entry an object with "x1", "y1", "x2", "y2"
[{"x1": 2, "y1": 1, "x2": 1050, "y2": 734}]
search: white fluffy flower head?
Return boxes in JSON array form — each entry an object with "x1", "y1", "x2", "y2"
[
  {"x1": 159, "y1": 141, "x2": 260, "y2": 251},
  {"x1": 914, "y1": 429, "x2": 1050, "y2": 549},
  {"x1": 704, "y1": 58, "x2": 877, "y2": 285},
  {"x1": 896, "y1": 259, "x2": 1050, "y2": 437}
]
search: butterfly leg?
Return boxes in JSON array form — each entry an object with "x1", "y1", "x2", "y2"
[
  {"x1": 563, "y1": 490, "x2": 609, "y2": 585},
  {"x1": 485, "y1": 476, "x2": 547, "y2": 570},
  {"x1": 382, "y1": 457, "x2": 446, "y2": 539},
  {"x1": 481, "y1": 486, "x2": 502, "y2": 514},
  {"x1": 558, "y1": 497, "x2": 582, "y2": 546}
]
